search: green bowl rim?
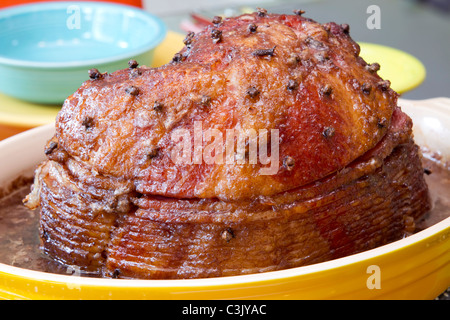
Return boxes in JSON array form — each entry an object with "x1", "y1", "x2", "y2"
[{"x1": 0, "y1": 1, "x2": 167, "y2": 69}]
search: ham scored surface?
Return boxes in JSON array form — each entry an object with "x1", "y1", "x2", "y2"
[{"x1": 24, "y1": 11, "x2": 430, "y2": 279}]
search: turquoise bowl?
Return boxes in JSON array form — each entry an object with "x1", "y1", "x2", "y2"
[{"x1": 0, "y1": 1, "x2": 166, "y2": 104}]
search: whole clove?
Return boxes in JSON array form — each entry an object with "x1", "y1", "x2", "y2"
[
  {"x1": 129, "y1": 68, "x2": 142, "y2": 78},
  {"x1": 283, "y1": 156, "x2": 295, "y2": 171},
  {"x1": 257, "y1": 7, "x2": 267, "y2": 17},
  {"x1": 153, "y1": 101, "x2": 164, "y2": 111},
  {"x1": 320, "y1": 84, "x2": 333, "y2": 97},
  {"x1": 112, "y1": 269, "x2": 120, "y2": 279},
  {"x1": 252, "y1": 46, "x2": 276, "y2": 57},
  {"x1": 293, "y1": 9, "x2": 306, "y2": 16},
  {"x1": 377, "y1": 117, "x2": 388, "y2": 128},
  {"x1": 147, "y1": 146, "x2": 160, "y2": 160},
  {"x1": 246, "y1": 86, "x2": 260, "y2": 98},
  {"x1": 341, "y1": 23, "x2": 350, "y2": 34},
  {"x1": 211, "y1": 29, "x2": 222, "y2": 43},
  {"x1": 287, "y1": 53, "x2": 300, "y2": 66},
  {"x1": 172, "y1": 52, "x2": 183, "y2": 63},
  {"x1": 212, "y1": 16, "x2": 222, "y2": 25},
  {"x1": 221, "y1": 228, "x2": 235, "y2": 242},
  {"x1": 322, "y1": 23, "x2": 331, "y2": 32},
  {"x1": 248, "y1": 23, "x2": 258, "y2": 33},
  {"x1": 128, "y1": 59, "x2": 139, "y2": 69},
  {"x1": 125, "y1": 86, "x2": 139, "y2": 96},
  {"x1": 322, "y1": 126, "x2": 335, "y2": 139},
  {"x1": 377, "y1": 80, "x2": 391, "y2": 91},
  {"x1": 287, "y1": 79, "x2": 299, "y2": 91},
  {"x1": 361, "y1": 83, "x2": 372, "y2": 95},
  {"x1": 44, "y1": 141, "x2": 58, "y2": 155},
  {"x1": 366, "y1": 62, "x2": 380, "y2": 73},
  {"x1": 82, "y1": 117, "x2": 95, "y2": 130},
  {"x1": 88, "y1": 68, "x2": 103, "y2": 80},
  {"x1": 200, "y1": 95, "x2": 211, "y2": 106},
  {"x1": 183, "y1": 31, "x2": 195, "y2": 46}
]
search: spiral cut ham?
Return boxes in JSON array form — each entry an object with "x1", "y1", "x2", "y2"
[{"x1": 24, "y1": 11, "x2": 430, "y2": 279}]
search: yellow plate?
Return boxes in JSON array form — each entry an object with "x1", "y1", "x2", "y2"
[{"x1": 0, "y1": 98, "x2": 449, "y2": 300}]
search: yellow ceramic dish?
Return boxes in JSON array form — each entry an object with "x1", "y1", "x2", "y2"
[{"x1": 0, "y1": 98, "x2": 449, "y2": 300}]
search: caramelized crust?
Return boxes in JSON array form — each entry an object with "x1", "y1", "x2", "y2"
[
  {"x1": 55, "y1": 13, "x2": 397, "y2": 200},
  {"x1": 24, "y1": 12, "x2": 430, "y2": 279},
  {"x1": 27, "y1": 108, "x2": 430, "y2": 278}
]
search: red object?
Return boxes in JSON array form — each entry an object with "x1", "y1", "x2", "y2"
[{"x1": 0, "y1": 0, "x2": 143, "y2": 9}]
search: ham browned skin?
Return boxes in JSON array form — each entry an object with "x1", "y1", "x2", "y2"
[
  {"x1": 54, "y1": 12, "x2": 396, "y2": 201},
  {"x1": 24, "y1": 11, "x2": 430, "y2": 279}
]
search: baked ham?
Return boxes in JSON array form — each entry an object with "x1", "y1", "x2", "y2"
[{"x1": 24, "y1": 11, "x2": 430, "y2": 279}]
